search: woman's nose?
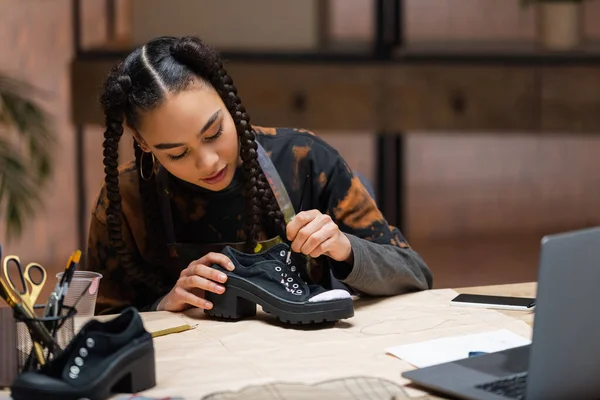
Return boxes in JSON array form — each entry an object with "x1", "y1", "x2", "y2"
[{"x1": 194, "y1": 147, "x2": 219, "y2": 172}]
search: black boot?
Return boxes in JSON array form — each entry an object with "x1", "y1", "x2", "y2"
[
  {"x1": 10, "y1": 307, "x2": 156, "y2": 400},
  {"x1": 205, "y1": 243, "x2": 355, "y2": 324}
]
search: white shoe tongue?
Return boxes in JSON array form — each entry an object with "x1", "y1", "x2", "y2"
[{"x1": 308, "y1": 289, "x2": 352, "y2": 303}]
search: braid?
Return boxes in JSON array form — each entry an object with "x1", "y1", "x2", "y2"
[
  {"x1": 217, "y1": 62, "x2": 287, "y2": 250},
  {"x1": 99, "y1": 66, "x2": 169, "y2": 298},
  {"x1": 170, "y1": 37, "x2": 287, "y2": 251},
  {"x1": 134, "y1": 141, "x2": 168, "y2": 268},
  {"x1": 224, "y1": 82, "x2": 261, "y2": 250}
]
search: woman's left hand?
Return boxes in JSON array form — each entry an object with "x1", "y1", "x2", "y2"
[{"x1": 286, "y1": 209, "x2": 353, "y2": 263}]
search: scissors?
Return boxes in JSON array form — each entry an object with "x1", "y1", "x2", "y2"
[{"x1": 2, "y1": 255, "x2": 47, "y2": 312}]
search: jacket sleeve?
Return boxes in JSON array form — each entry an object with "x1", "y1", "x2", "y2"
[{"x1": 314, "y1": 144, "x2": 433, "y2": 296}]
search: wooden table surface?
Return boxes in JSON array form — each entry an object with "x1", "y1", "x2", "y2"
[{"x1": 0, "y1": 282, "x2": 538, "y2": 400}]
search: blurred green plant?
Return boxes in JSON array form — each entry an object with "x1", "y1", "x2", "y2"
[{"x1": 0, "y1": 73, "x2": 55, "y2": 241}]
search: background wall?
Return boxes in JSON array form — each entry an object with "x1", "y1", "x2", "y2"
[
  {"x1": 0, "y1": 1, "x2": 75, "y2": 269},
  {"x1": 331, "y1": 0, "x2": 600, "y2": 42},
  {"x1": 328, "y1": 0, "x2": 600, "y2": 239},
  {"x1": 130, "y1": 0, "x2": 320, "y2": 51},
  {"x1": 2, "y1": 0, "x2": 600, "y2": 272}
]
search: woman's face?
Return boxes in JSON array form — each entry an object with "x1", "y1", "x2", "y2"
[{"x1": 135, "y1": 80, "x2": 240, "y2": 191}]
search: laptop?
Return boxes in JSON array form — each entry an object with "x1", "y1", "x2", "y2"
[{"x1": 402, "y1": 226, "x2": 600, "y2": 400}]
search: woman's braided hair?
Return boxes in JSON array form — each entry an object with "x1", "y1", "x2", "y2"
[{"x1": 98, "y1": 36, "x2": 286, "y2": 296}]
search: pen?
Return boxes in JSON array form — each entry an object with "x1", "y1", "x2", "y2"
[
  {"x1": 56, "y1": 250, "x2": 81, "y2": 315},
  {"x1": 57, "y1": 252, "x2": 74, "y2": 288},
  {"x1": 64, "y1": 250, "x2": 81, "y2": 286},
  {"x1": 469, "y1": 351, "x2": 488, "y2": 357},
  {"x1": 45, "y1": 251, "x2": 73, "y2": 320}
]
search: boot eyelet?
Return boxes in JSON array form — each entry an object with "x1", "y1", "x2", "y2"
[
  {"x1": 279, "y1": 250, "x2": 286, "y2": 257},
  {"x1": 70, "y1": 366, "x2": 80, "y2": 375},
  {"x1": 293, "y1": 284, "x2": 299, "y2": 288},
  {"x1": 296, "y1": 289, "x2": 303, "y2": 294},
  {"x1": 68, "y1": 372, "x2": 78, "y2": 380},
  {"x1": 286, "y1": 258, "x2": 291, "y2": 265},
  {"x1": 86, "y1": 338, "x2": 95, "y2": 348},
  {"x1": 275, "y1": 266, "x2": 282, "y2": 272},
  {"x1": 75, "y1": 357, "x2": 84, "y2": 366},
  {"x1": 287, "y1": 278, "x2": 293, "y2": 282},
  {"x1": 291, "y1": 266, "x2": 296, "y2": 272},
  {"x1": 79, "y1": 348, "x2": 88, "y2": 357}
]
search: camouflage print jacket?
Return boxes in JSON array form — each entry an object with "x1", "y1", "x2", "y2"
[{"x1": 85, "y1": 127, "x2": 433, "y2": 314}]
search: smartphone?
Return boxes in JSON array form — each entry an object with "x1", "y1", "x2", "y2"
[{"x1": 450, "y1": 293, "x2": 536, "y2": 311}]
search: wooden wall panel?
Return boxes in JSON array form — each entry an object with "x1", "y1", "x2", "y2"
[
  {"x1": 131, "y1": 0, "x2": 320, "y2": 51},
  {"x1": 331, "y1": 0, "x2": 600, "y2": 240},
  {"x1": 384, "y1": 66, "x2": 539, "y2": 132},
  {"x1": 202, "y1": 63, "x2": 383, "y2": 131},
  {"x1": 405, "y1": 133, "x2": 600, "y2": 239},
  {"x1": 329, "y1": 0, "x2": 373, "y2": 43},
  {"x1": 331, "y1": 0, "x2": 600, "y2": 44},
  {"x1": 80, "y1": 0, "x2": 108, "y2": 49},
  {"x1": 404, "y1": 0, "x2": 536, "y2": 42},
  {"x1": 0, "y1": 0, "x2": 77, "y2": 267},
  {"x1": 541, "y1": 68, "x2": 600, "y2": 132},
  {"x1": 583, "y1": 0, "x2": 600, "y2": 38}
]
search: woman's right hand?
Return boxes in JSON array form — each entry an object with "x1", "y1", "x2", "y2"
[{"x1": 157, "y1": 252, "x2": 235, "y2": 312}]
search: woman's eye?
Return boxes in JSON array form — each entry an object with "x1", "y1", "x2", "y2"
[
  {"x1": 205, "y1": 125, "x2": 223, "y2": 142},
  {"x1": 167, "y1": 149, "x2": 189, "y2": 161}
]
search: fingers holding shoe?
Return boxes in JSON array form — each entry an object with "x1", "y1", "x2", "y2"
[{"x1": 157, "y1": 252, "x2": 235, "y2": 312}]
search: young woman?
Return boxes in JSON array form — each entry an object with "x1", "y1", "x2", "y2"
[{"x1": 84, "y1": 35, "x2": 433, "y2": 315}]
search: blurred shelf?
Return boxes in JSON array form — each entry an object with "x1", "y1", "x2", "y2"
[
  {"x1": 71, "y1": 54, "x2": 600, "y2": 133},
  {"x1": 76, "y1": 39, "x2": 379, "y2": 62},
  {"x1": 395, "y1": 41, "x2": 600, "y2": 65},
  {"x1": 76, "y1": 39, "x2": 600, "y2": 66}
]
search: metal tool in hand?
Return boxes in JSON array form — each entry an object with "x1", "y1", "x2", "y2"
[
  {"x1": 256, "y1": 142, "x2": 296, "y2": 224},
  {"x1": 2, "y1": 255, "x2": 47, "y2": 311},
  {"x1": 256, "y1": 141, "x2": 311, "y2": 266}
]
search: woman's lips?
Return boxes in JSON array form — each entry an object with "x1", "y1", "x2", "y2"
[{"x1": 201, "y1": 166, "x2": 227, "y2": 184}]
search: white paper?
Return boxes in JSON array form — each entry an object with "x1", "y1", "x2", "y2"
[{"x1": 386, "y1": 329, "x2": 531, "y2": 368}]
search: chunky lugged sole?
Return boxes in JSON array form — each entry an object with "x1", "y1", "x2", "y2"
[
  {"x1": 11, "y1": 338, "x2": 156, "y2": 400},
  {"x1": 205, "y1": 275, "x2": 354, "y2": 324}
]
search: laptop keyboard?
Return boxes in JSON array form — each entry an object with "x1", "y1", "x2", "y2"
[{"x1": 475, "y1": 372, "x2": 528, "y2": 399}]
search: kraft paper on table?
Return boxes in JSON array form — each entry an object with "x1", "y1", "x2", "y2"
[{"x1": 99, "y1": 288, "x2": 532, "y2": 400}]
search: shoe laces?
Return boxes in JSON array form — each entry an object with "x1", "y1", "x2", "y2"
[{"x1": 275, "y1": 249, "x2": 306, "y2": 296}]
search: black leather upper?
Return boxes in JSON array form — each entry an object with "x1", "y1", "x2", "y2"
[
  {"x1": 12, "y1": 307, "x2": 152, "y2": 395},
  {"x1": 218, "y1": 243, "x2": 329, "y2": 303}
]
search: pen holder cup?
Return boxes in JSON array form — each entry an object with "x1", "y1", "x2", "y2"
[
  {"x1": 55, "y1": 271, "x2": 102, "y2": 317},
  {"x1": 14, "y1": 304, "x2": 76, "y2": 373}
]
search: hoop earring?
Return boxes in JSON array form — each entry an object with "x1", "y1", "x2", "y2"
[{"x1": 140, "y1": 152, "x2": 156, "y2": 181}]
